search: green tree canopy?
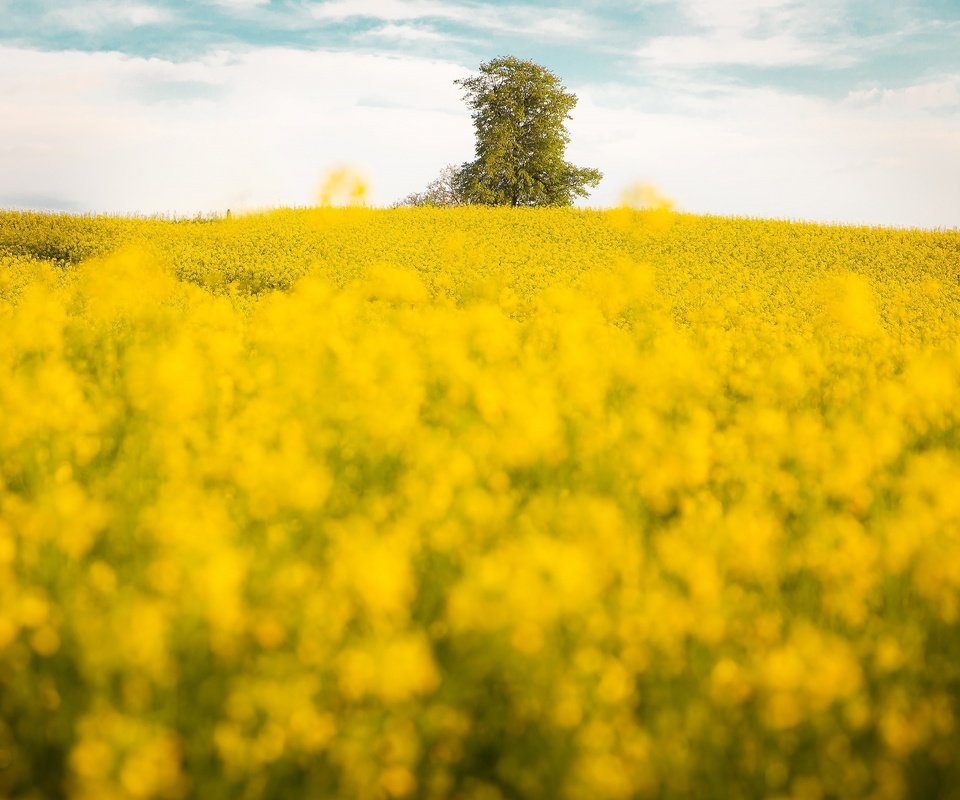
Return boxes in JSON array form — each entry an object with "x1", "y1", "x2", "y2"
[{"x1": 454, "y1": 56, "x2": 602, "y2": 207}]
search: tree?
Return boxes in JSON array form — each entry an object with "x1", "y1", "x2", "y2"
[
  {"x1": 454, "y1": 56, "x2": 602, "y2": 207},
  {"x1": 394, "y1": 165, "x2": 465, "y2": 208}
]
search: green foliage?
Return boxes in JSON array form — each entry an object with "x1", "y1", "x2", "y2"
[{"x1": 454, "y1": 56, "x2": 602, "y2": 207}]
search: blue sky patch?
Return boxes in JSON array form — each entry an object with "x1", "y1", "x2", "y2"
[{"x1": 3, "y1": 0, "x2": 956, "y2": 94}]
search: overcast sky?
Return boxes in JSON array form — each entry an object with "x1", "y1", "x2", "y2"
[{"x1": 1, "y1": 0, "x2": 958, "y2": 226}]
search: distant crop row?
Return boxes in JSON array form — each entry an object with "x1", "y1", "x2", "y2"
[{"x1": 2, "y1": 209, "x2": 960, "y2": 799}]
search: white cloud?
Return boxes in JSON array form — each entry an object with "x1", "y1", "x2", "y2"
[
  {"x1": 0, "y1": 44, "x2": 957, "y2": 227},
  {"x1": 570, "y1": 79, "x2": 960, "y2": 227},
  {"x1": 637, "y1": 0, "x2": 858, "y2": 69},
  {"x1": 666, "y1": 0, "x2": 850, "y2": 37},
  {"x1": 48, "y1": 1, "x2": 173, "y2": 31},
  {"x1": 847, "y1": 76, "x2": 960, "y2": 111},
  {"x1": 637, "y1": 31, "x2": 848, "y2": 68},
  {"x1": 206, "y1": 0, "x2": 272, "y2": 8},
  {"x1": 359, "y1": 22, "x2": 459, "y2": 44},
  {"x1": 675, "y1": 0, "x2": 798, "y2": 32},
  {"x1": 308, "y1": 0, "x2": 598, "y2": 40},
  {"x1": 0, "y1": 45, "x2": 472, "y2": 214}
]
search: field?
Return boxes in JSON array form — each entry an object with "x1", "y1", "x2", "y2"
[{"x1": 2, "y1": 206, "x2": 960, "y2": 799}]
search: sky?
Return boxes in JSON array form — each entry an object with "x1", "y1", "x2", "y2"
[{"x1": 1, "y1": 0, "x2": 958, "y2": 227}]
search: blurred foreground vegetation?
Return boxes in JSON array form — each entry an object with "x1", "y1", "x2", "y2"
[{"x1": 2, "y1": 208, "x2": 960, "y2": 799}]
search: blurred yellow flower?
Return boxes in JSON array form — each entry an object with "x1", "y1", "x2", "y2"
[{"x1": 2, "y1": 205, "x2": 960, "y2": 799}]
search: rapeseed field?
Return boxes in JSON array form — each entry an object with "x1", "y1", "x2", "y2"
[{"x1": 2, "y1": 206, "x2": 960, "y2": 799}]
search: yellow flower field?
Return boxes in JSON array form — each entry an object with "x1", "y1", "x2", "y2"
[{"x1": 2, "y1": 206, "x2": 960, "y2": 799}]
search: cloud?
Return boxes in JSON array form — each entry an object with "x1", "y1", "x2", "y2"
[
  {"x1": 847, "y1": 76, "x2": 960, "y2": 111},
  {"x1": 570, "y1": 78, "x2": 960, "y2": 227},
  {"x1": 1, "y1": 41, "x2": 958, "y2": 227},
  {"x1": 307, "y1": 0, "x2": 599, "y2": 40},
  {"x1": 636, "y1": 0, "x2": 858, "y2": 69},
  {"x1": 47, "y1": 1, "x2": 173, "y2": 31},
  {"x1": 359, "y1": 22, "x2": 461, "y2": 45},
  {"x1": 0, "y1": 45, "x2": 472, "y2": 215},
  {"x1": 672, "y1": 0, "x2": 818, "y2": 34},
  {"x1": 637, "y1": 31, "x2": 849, "y2": 68},
  {"x1": 206, "y1": 0, "x2": 272, "y2": 8}
]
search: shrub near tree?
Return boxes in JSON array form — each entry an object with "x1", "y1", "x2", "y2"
[{"x1": 395, "y1": 165, "x2": 465, "y2": 208}]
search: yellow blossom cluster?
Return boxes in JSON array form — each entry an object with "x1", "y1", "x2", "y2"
[{"x1": 1, "y1": 206, "x2": 960, "y2": 799}]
